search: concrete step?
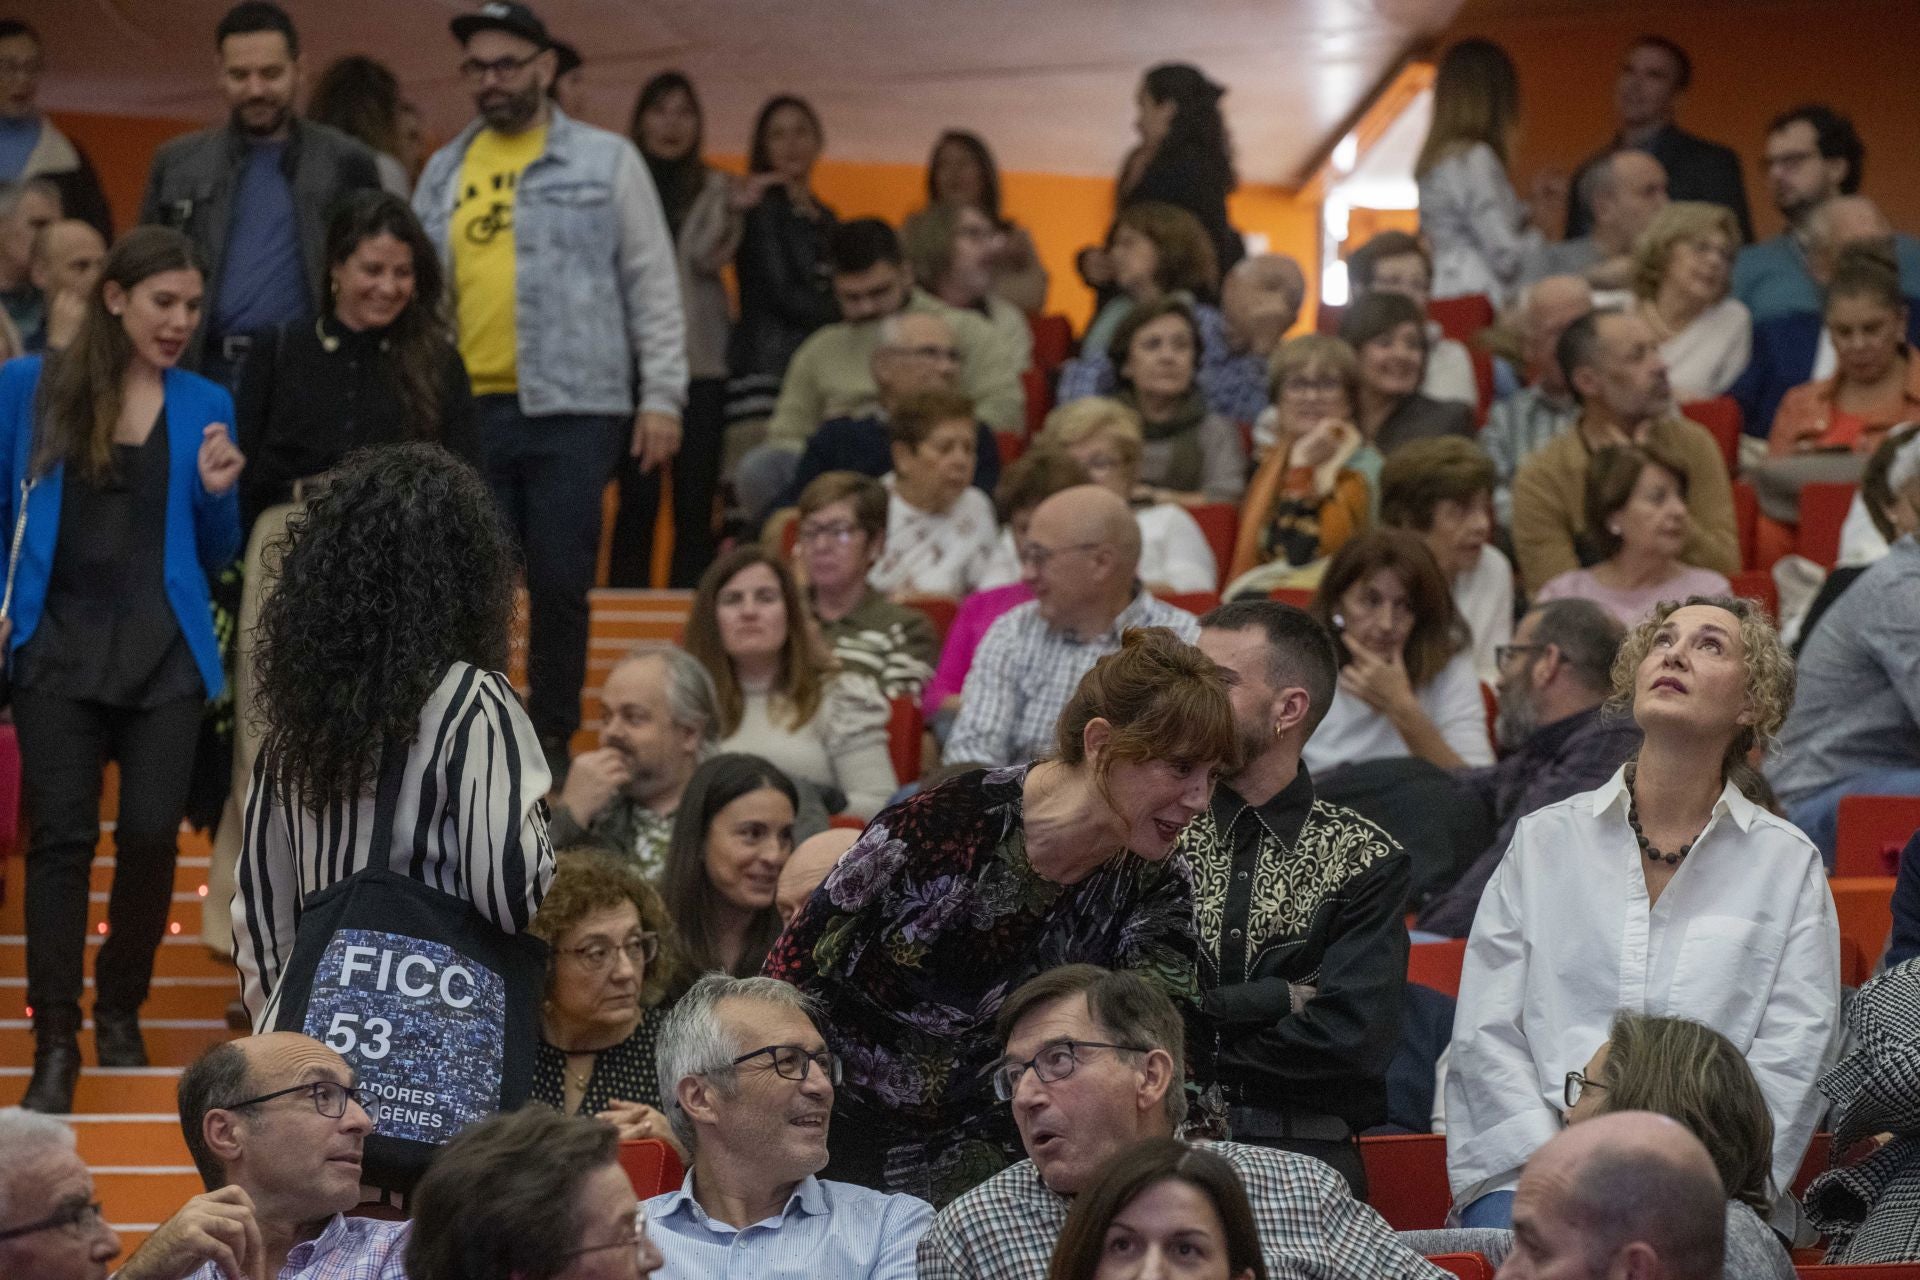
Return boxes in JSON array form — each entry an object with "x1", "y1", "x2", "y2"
[
  {"x1": 0, "y1": 976, "x2": 236, "y2": 1021},
  {"x1": 0, "y1": 1019, "x2": 231, "y2": 1069}
]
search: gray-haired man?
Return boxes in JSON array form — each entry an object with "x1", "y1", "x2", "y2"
[
  {"x1": 552, "y1": 644, "x2": 719, "y2": 873},
  {"x1": 646, "y1": 974, "x2": 931, "y2": 1279}
]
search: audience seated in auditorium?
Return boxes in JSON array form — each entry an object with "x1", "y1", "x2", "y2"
[
  {"x1": 26, "y1": 217, "x2": 104, "y2": 352},
  {"x1": 1036, "y1": 396, "x2": 1218, "y2": 594},
  {"x1": 777, "y1": 308, "x2": 1000, "y2": 510},
  {"x1": 166, "y1": 1032, "x2": 403, "y2": 1278},
  {"x1": 1566, "y1": 36, "x2": 1750, "y2": 242},
  {"x1": 1511, "y1": 309, "x2": 1737, "y2": 593},
  {"x1": 1448, "y1": 598, "x2": 1837, "y2": 1229},
  {"x1": 1092, "y1": 297, "x2": 1249, "y2": 504},
  {"x1": 1482, "y1": 276, "x2": 1592, "y2": 523},
  {"x1": 770, "y1": 632, "x2": 1233, "y2": 1206},
  {"x1": 1768, "y1": 430, "x2": 1920, "y2": 862},
  {"x1": 1525, "y1": 150, "x2": 1668, "y2": 293},
  {"x1": 1044, "y1": 1139, "x2": 1268, "y2": 1280},
  {"x1": 0, "y1": 176, "x2": 55, "y2": 350},
  {"x1": 1630, "y1": 201, "x2": 1750, "y2": 400},
  {"x1": 684, "y1": 546, "x2": 898, "y2": 819},
  {"x1": 1417, "y1": 600, "x2": 1638, "y2": 938},
  {"x1": 0, "y1": 1108, "x2": 127, "y2": 1280},
  {"x1": 1340, "y1": 293, "x2": 1475, "y2": 456},
  {"x1": 869, "y1": 388, "x2": 998, "y2": 598},
  {"x1": 916, "y1": 966, "x2": 1443, "y2": 1279},
  {"x1": 551, "y1": 646, "x2": 719, "y2": 871},
  {"x1": 1230, "y1": 335, "x2": 1371, "y2": 595},
  {"x1": 647, "y1": 975, "x2": 933, "y2": 1278},
  {"x1": 1346, "y1": 231, "x2": 1477, "y2": 408},
  {"x1": 1300, "y1": 531, "x2": 1494, "y2": 900},
  {"x1": 408, "y1": 1106, "x2": 663, "y2": 1280},
  {"x1": 794, "y1": 472, "x2": 938, "y2": 699},
  {"x1": 655, "y1": 753, "x2": 798, "y2": 983},
  {"x1": 1417, "y1": 40, "x2": 1541, "y2": 307},
  {"x1": 925, "y1": 130, "x2": 1049, "y2": 313},
  {"x1": 1563, "y1": 1014, "x2": 1796, "y2": 1280},
  {"x1": 1793, "y1": 422, "x2": 1920, "y2": 655},
  {"x1": 1765, "y1": 242, "x2": 1918, "y2": 461},
  {"x1": 0, "y1": 20, "x2": 112, "y2": 237},
  {"x1": 943, "y1": 486, "x2": 1201, "y2": 769},
  {"x1": 1736, "y1": 104, "x2": 1920, "y2": 323},
  {"x1": 725, "y1": 93, "x2": 837, "y2": 423},
  {"x1": 902, "y1": 200, "x2": 1034, "y2": 375},
  {"x1": 528, "y1": 849, "x2": 684, "y2": 1150},
  {"x1": 775, "y1": 827, "x2": 857, "y2": 926},
  {"x1": 1380, "y1": 438, "x2": 1513, "y2": 680},
  {"x1": 1221, "y1": 251, "x2": 1306, "y2": 364},
  {"x1": 1804, "y1": 958, "x2": 1920, "y2": 1264},
  {"x1": 1112, "y1": 63, "x2": 1245, "y2": 274},
  {"x1": 926, "y1": 451, "x2": 1088, "y2": 724},
  {"x1": 1502, "y1": 1112, "x2": 1729, "y2": 1280},
  {"x1": 147, "y1": 2, "x2": 381, "y2": 381},
  {"x1": 1185, "y1": 602, "x2": 1410, "y2": 1195},
  {"x1": 1535, "y1": 444, "x2": 1731, "y2": 626},
  {"x1": 1057, "y1": 202, "x2": 1266, "y2": 425}
]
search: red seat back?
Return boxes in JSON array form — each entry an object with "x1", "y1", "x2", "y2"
[
  {"x1": 901, "y1": 595, "x2": 958, "y2": 645},
  {"x1": 1794, "y1": 1267, "x2": 1920, "y2": 1279},
  {"x1": 1154, "y1": 590, "x2": 1221, "y2": 616},
  {"x1": 1732, "y1": 481, "x2": 1759, "y2": 570},
  {"x1": 1798, "y1": 482, "x2": 1858, "y2": 569},
  {"x1": 996, "y1": 431, "x2": 1026, "y2": 466},
  {"x1": 1468, "y1": 346, "x2": 1494, "y2": 427},
  {"x1": 1428, "y1": 294, "x2": 1495, "y2": 344},
  {"x1": 1187, "y1": 504, "x2": 1239, "y2": 591},
  {"x1": 1029, "y1": 313, "x2": 1074, "y2": 373},
  {"x1": 1680, "y1": 396, "x2": 1743, "y2": 472},
  {"x1": 1358, "y1": 1133, "x2": 1451, "y2": 1230},
  {"x1": 1835, "y1": 796, "x2": 1920, "y2": 877},
  {"x1": 1021, "y1": 367, "x2": 1051, "y2": 440},
  {"x1": 1729, "y1": 569, "x2": 1779, "y2": 619},
  {"x1": 887, "y1": 695, "x2": 924, "y2": 783},
  {"x1": 1428, "y1": 1255, "x2": 1496, "y2": 1280},
  {"x1": 1269, "y1": 587, "x2": 1316, "y2": 609},
  {"x1": 1793, "y1": 1132, "x2": 1833, "y2": 1199},
  {"x1": 618, "y1": 1139, "x2": 684, "y2": 1200},
  {"x1": 1830, "y1": 876, "x2": 1897, "y2": 987},
  {"x1": 1409, "y1": 938, "x2": 1469, "y2": 998}
]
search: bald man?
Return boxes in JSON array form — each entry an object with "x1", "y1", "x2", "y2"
[
  {"x1": 129, "y1": 1031, "x2": 407, "y2": 1280},
  {"x1": 27, "y1": 217, "x2": 103, "y2": 351},
  {"x1": 778, "y1": 828, "x2": 859, "y2": 925},
  {"x1": 1482, "y1": 276, "x2": 1594, "y2": 522},
  {"x1": 942, "y1": 485, "x2": 1200, "y2": 769},
  {"x1": 1498, "y1": 1112, "x2": 1725, "y2": 1280},
  {"x1": 1223, "y1": 253, "x2": 1306, "y2": 360},
  {"x1": 1525, "y1": 152, "x2": 1667, "y2": 291}
]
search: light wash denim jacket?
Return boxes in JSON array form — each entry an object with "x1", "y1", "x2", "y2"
[{"x1": 414, "y1": 107, "x2": 688, "y2": 419}]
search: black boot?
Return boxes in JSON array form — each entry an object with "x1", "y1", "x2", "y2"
[
  {"x1": 93, "y1": 1007, "x2": 149, "y2": 1068},
  {"x1": 21, "y1": 1010, "x2": 81, "y2": 1113}
]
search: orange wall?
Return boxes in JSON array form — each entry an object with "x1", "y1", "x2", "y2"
[
  {"x1": 50, "y1": 111, "x2": 198, "y2": 233},
  {"x1": 1443, "y1": 0, "x2": 1920, "y2": 242}
]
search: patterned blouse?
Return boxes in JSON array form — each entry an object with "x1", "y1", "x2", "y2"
[
  {"x1": 764, "y1": 764, "x2": 1208, "y2": 1208},
  {"x1": 530, "y1": 1003, "x2": 669, "y2": 1114}
]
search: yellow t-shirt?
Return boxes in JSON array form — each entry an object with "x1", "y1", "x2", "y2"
[{"x1": 452, "y1": 125, "x2": 547, "y2": 395}]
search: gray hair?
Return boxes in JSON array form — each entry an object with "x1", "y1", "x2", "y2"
[
  {"x1": 619, "y1": 644, "x2": 720, "y2": 751},
  {"x1": 1528, "y1": 598, "x2": 1626, "y2": 696},
  {"x1": 655, "y1": 974, "x2": 821, "y2": 1154},
  {"x1": 1577, "y1": 150, "x2": 1625, "y2": 212},
  {"x1": 0, "y1": 1108, "x2": 77, "y2": 1220}
]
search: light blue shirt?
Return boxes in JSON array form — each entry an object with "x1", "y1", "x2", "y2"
[
  {"x1": 1733, "y1": 230, "x2": 1920, "y2": 324},
  {"x1": 645, "y1": 1172, "x2": 931, "y2": 1280}
]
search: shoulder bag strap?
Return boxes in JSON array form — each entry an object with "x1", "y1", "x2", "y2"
[{"x1": 368, "y1": 736, "x2": 407, "y2": 868}]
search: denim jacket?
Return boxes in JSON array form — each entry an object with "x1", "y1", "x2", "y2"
[{"x1": 414, "y1": 107, "x2": 688, "y2": 419}]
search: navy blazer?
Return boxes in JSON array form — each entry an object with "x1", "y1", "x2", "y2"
[
  {"x1": 1728, "y1": 302, "x2": 1920, "y2": 437},
  {"x1": 778, "y1": 413, "x2": 1001, "y2": 510},
  {"x1": 1567, "y1": 123, "x2": 1752, "y2": 242}
]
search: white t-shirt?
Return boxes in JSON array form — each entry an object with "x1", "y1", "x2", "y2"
[
  {"x1": 1135, "y1": 503, "x2": 1218, "y2": 594},
  {"x1": 1302, "y1": 648, "x2": 1494, "y2": 773}
]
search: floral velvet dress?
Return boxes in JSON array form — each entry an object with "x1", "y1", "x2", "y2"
[{"x1": 763, "y1": 763, "x2": 1210, "y2": 1209}]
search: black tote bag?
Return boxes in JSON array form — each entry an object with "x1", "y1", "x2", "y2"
[{"x1": 269, "y1": 739, "x2": 548, "y2": 1191}]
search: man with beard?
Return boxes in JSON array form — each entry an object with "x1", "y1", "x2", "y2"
[
  {"x1": 1172, "y1": 600, "x2": 1410, "y2": 1195},
  {"x1": 1417, "y1": 599, "x2": 1638, "y2": 939},
  {"x1": 551, "y1": 645, "x2": 719, "y2": 874},
  {"x1": 138, "y1": 2, "x2": 381, "y2": 383},
  {"x1": 415, "y1": 1, "x2": 687, "y2": 784}
]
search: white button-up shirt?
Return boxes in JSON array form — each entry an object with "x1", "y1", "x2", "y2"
[
  {"x1": 646, "y1": 1172, "x2": 931, "y2": 1280},
  {"x1": 1445, "y1": 767, "x2": 1840, "y2": 1207}
]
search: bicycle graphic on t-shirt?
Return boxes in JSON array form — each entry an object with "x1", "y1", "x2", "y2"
[{"x1": 460, "y1": 170, "x2": 517, "y2": 246}]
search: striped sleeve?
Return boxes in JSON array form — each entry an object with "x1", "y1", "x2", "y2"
[
  {"x1": 445, "y1": 669, "x2": 555, "y2": 933},
  {"x1": 233, "y1": 753, "x2": 300, "y2": 1031}
]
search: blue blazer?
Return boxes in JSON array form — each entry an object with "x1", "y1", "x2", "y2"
[{"x1": 0, "y1": 356, "x2": 242, "y2": 697}]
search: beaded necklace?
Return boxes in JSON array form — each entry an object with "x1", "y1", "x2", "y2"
[{"x1": 1624, "y1": 765, "x2": 1699, "y2": 866}]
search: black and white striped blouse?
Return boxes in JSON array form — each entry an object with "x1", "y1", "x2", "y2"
[{"x1": 234, "y1": 662, "x2": 556, "y2": 1028}]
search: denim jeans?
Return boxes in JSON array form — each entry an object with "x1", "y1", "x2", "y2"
[
  {"x1": 1458, "y1": 1190, "x2": 1515, "y2": 1229},
  {"x1": 474, "y1": 395, "x2": 627, "y2": 745},
  {"x1": 1786, "y1": 766, "x2": 1920, "y2": 870}
]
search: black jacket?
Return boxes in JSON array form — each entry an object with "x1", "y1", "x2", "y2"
[
  {"x1": 727, "y1": 185, "x2": 839, "y2": 381},
  {"x1": 1566, "y1": 123, "x2": 1752, "y2": 242},
  {"x1": 1122, "y1": 145, "x2": 1245, "y2": 274}
]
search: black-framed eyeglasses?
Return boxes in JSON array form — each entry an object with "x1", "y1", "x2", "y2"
[
  {"x1": 0, "y1": 1197, "x2": 106, "y2": 1242},
  {"x1": 991, "y1": 1039, "x2": 1150, "y2": 1102},
  {"x1": 1495, "y1": 643, "x2": 1545, "y2": 668},
  {"x1": 730, "y1": 1043, "x2": 842, "y2": 1085},
  {"x1": 459, "y1": 52, "x2": 542, "y2": 82},
  {"x1": 1016, "y1": 540, "x2": 1101, "y2": 571},
  {"x1": 559, "y1": 932, "x2": 660, "y2": 973},
  {"x1": 224, "y1": 1080, "x2": 372, "y2": 1123},
  {"x1": 1564, "y1": 1069, "x2": 1608, "y2": 1109}
]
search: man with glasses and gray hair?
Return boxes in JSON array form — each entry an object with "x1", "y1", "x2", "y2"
[{"x1": 646, "y1": 974, "x2": 931, "y2": 1278}]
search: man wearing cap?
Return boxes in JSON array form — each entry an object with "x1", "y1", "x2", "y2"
[{"x1": 416, "y1": 2, "x2": 688, "y2": 782}]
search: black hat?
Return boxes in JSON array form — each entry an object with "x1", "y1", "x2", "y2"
[
  {"x1": 552, "y1": 40, "x2": 581, "y2": 76},
  {"x1": 450, "y1": 1, "x2": 550, "y2": 48}
]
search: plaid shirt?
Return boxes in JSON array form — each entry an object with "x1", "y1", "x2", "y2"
[
  {"x1": 1479, "y1": 385, "x2": 1577, "y2": 524},
  {"x1": 916, "y1": 1142, "x2": 1446, "y2": 1280},
  {"x1": 179, "y1": 1215, "x2": 409, "y2": 1280},
  {"x1": 943, "y1": 592, "x2": 1198, "y2": 767}
]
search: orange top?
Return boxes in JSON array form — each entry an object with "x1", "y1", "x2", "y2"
[
  {"x1": 1229, "y1": 447, "x2": 1371, "y2": 580},
  {"x1": 1767, "y1": 347, "x2": 1920, "y2": 456}
]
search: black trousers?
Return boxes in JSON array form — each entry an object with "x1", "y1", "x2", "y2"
[
  {"x1": 16, "y1": 687, "x2": 203, "y2": 1025},
  {"x1": 475, "y1": 396, "x2": 627, "y2": 744},
  {"x1": 608, "y1": 377, "x2": 726, "y2": 589}
]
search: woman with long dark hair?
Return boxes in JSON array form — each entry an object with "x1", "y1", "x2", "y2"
[
  {"x1": 233, "y1": 443, "x2": 553, "y2": 1028},
  {"x1": 2, "y1": 226, "x2": 244, "y2": 1111},
  {"x1": 925, "y1": 130, "x2": 1048, "y2": 313},
  {"x1": 1117, "y1": 63, "x2": 1243, "y2": 274},
  {"x1": 307, "y1": 54, "x2": 411, "y2": 196},
  {"x1": 611, "y1": 72, "x2": 740, "y2": 587},
  {"x1": 202, "y1": 190, "x2": 477, "y2": 959},
  {"x1": 656, "y1": 752, "x2": 798, "y2": 984}
]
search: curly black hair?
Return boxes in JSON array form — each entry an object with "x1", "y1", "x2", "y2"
[{"x1": 253, "y1": 443, "x2": 518, "y2": 812}]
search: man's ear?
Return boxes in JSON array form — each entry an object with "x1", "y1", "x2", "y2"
[
  {"x1": 203, "y1": 1108, "x2": 246, "y2": 1169},
  {"x1": 1272, "y1": 687, "x2": 1312, "y2": 738},
  {"x1": 677, "y1": 1074, "x2": 721, "y2": 1132},
  {"x1": 1136, "y1": 1047, "x2": 1176, "y2": 1122}
]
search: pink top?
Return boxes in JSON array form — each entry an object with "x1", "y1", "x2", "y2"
[
  {"x1": 1534, "y1": 564, "x2": 1732, "y2": 628},
  {"x1": 922, "y1": 583, "x2": 1034, "y2": 717}
]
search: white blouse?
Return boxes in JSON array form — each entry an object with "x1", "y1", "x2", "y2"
[
  {"x1": 1301, "y1": 648, "x2": 1494, "y2": 773},
  {"x1": 1659, "y1": 296, "x2": 1752, "y2": 402},
  {"x1": 868, "y1": 480, "x2": 998, "y2": 598},
  {"x1": 1135, "y1": 503, "x2": 1218, "y2": 594},
  {"x1": 1418, "y1": 143, "x2": 1543, "y2": 305},
  {"x1": 1445, "y1": 768, "x2": 1840, "y2": 1209},
  {"x1": 1424, "y1": 333, "x2": 1480, "y2": 409},
  {"x1": 1454, "y1": 545, "x2": 1514, "y2": 683}
]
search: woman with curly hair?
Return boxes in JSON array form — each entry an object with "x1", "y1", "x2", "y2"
[
  {"x1": 1447, "y1": 596, "x2": 1839, "y2": 1229},
  {"x1": 233, "y1": 442, "x2": 555, "y2": 1028}
]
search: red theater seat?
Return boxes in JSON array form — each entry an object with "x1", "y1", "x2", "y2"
[
  {"x1": 1428, "y1": 1255, "x2": 1496, "y2": 1280},
  {"x1": 1798, "y1": 483, "x2": 1857, "y2": 569},
  {"x1": 1358, "y1": 1133, "x2": 1450, "y2": 1230},
  {"x1": 618, "y1": 1139, "x2": 684, "y2": 1199},
  {"x1": 1187, "y1": 504, "x2": 1239, "y2": 591},
  {"x1": 1029, "y1": 313, "x2": 1074, "y2": 373},
  {"x1": 1428, "y1": 295, "x2": 1494, "y2": 344},
  {"x1": 1409, "y1": 939, "x2": 1468, "y2": 998},
  {"x1": 1835, "y1": 796, "x2": 1920, "y2": 878},
  {"x1": 888, "y1": 696, "x2": 924, "y2": 783},
  {"x1": 1680, "y1": 397, "x2": 1742, "y2": 472}
]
